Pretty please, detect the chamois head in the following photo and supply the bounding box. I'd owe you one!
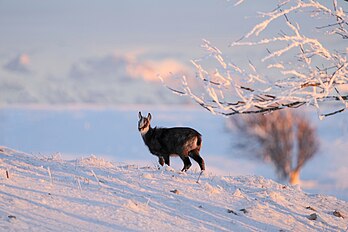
[138,112,152,135]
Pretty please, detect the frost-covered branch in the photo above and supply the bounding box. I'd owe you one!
[165,0,348,118]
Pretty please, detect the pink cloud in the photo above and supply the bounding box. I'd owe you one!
[126,58,191,82]
[3,53,31,74]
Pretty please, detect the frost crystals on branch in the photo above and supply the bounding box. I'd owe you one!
[165,0,348,118]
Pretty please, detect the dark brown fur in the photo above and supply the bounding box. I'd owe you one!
[138,112,205,172]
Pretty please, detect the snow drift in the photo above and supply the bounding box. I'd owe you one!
[0,147,347,231]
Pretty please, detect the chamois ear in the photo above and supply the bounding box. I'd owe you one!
[147,113,152,121]
[138,111,142,119]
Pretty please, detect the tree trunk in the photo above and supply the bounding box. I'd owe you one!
[289,168,300,185]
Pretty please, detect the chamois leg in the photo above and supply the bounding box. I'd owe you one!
[180,156,192,172]
[158,156,165,167]
[163,155,170,166]
[189,150,205,171]
[158,156,170,168]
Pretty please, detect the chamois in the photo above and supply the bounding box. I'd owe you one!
[138,112,205,172]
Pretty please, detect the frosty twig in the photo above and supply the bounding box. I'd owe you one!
[165,0,348,118]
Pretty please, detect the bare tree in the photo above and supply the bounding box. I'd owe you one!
[163,0,348,119]
[231,110,319,184]
[291,118,320,184]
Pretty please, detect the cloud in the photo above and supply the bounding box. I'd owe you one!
[69,54,129,80]
[3,54,31,74]
[126,58,190,82]
[68,53,191,83]
[0,51,193,105]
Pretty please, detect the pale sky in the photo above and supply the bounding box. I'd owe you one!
[0,0,249,105]
[0,0,345,105]
[0,0,245,57]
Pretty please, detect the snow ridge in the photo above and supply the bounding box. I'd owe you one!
[0,147,347,231]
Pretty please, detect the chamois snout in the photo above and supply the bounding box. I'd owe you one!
[138,111,205,172]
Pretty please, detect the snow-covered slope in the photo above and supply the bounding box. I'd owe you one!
[1,147,347,232]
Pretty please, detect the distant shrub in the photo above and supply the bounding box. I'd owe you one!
[230,110,319,185]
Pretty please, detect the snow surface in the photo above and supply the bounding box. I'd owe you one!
[1,106,348,202]
[1,147,347,232]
